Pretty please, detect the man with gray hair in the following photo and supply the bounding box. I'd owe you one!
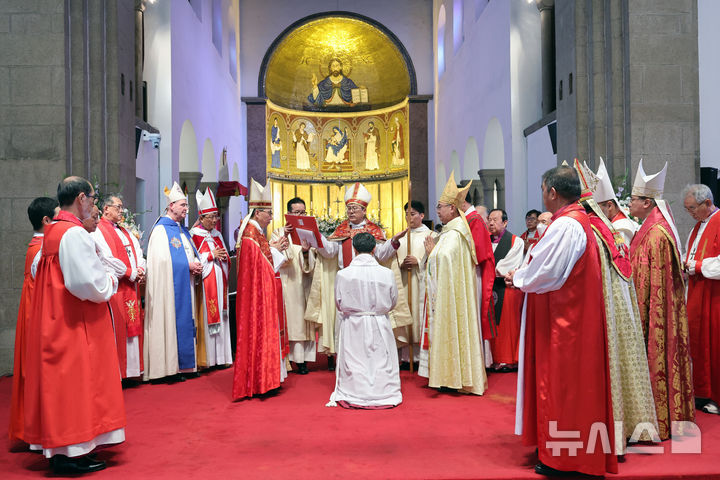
[683,183,720,415]
[92,194,146,382]
[22,176,125,474]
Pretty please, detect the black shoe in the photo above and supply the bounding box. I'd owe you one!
[51,454,106,474]
[399,361,410,371]
[181,372,201,379]
[296,363,309,375]
[534,462,575,477]
[327,356,336,372]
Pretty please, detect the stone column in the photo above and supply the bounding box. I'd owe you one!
[409,95,432,212]
[134,0,146,119]
[536,0,556,116]
[478,169,506,210]
[242,97,267,186]
[180,171,203,227]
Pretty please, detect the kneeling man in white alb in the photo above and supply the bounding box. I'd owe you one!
[327,232,402,409]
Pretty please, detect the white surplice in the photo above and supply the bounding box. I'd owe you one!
[612,216,639,247]
[91,224,146,377]
[685,208,720,278]
[271,227,317,364]
[328,254,402,407]
[512,215,586,434]
[31,225,124,458]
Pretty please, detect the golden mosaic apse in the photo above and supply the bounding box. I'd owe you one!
[264,16,411,110]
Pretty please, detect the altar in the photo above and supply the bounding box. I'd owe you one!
[242,12,431,236]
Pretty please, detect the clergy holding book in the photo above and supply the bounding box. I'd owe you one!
[271,197,317,375]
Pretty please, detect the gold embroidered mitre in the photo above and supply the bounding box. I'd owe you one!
[438,171,471,209]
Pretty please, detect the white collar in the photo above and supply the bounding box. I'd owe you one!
[350,253,378,266]
[702,208,719,224]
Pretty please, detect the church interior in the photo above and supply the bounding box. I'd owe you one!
[3,0,720,477]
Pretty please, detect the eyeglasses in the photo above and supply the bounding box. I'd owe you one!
[257,209,273,216]
[346,206,364,213]
[685,202,703,213]
[290,210,307,215]
[107,204,124,210]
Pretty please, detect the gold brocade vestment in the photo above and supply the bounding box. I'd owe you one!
[424,216,487,394]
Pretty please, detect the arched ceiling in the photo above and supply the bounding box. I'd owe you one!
[263,15,412,111]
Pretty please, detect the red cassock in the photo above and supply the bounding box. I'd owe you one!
[465,210,496,339]
[96,218,144,378]
[686,211,720,403]
[522,204,616,476]
[22,214,126,448]
[232,225,286,399]
[492,241,523,366]
[9,236,43,442]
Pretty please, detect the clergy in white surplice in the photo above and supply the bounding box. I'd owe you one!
[327,232,402,409]
[383,200,432,365]
[91,194,146,379]
[271,197,316,374]
[190,188,233,369]
[143,182,203,381]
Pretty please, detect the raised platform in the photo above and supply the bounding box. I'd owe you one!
[2,360,719,479]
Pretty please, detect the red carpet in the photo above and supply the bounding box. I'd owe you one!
[2,361,720,479]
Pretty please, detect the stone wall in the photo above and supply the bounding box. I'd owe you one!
[555,0,699,238]
[0,0,136,375]
[0,0,67,375]
[628,0,699,238]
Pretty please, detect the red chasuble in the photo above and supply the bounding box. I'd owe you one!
[465,210,496,339]
[630,207,695,440]
[97,218,144,378]
[22,213,126,448]
[522,204,616,476]
[232,225,285,399]
[685,211,720,403]
[9,236,42,442]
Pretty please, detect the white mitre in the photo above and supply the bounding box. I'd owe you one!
[631,159,667,199]
[164,181,186,204]
[196,188,218,216]
[344,182,371,207]
[593,157,618,204]
[248,178,272,210]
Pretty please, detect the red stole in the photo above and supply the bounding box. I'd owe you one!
[192,230,227,326]
[522,203,616,475]
[685,211,720,401]
[22,213,126,447]
[9,236,43,442]
[466,210,496,339]
[329,220,385,268]
[588,213,632,280]
[96,219,143,378]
